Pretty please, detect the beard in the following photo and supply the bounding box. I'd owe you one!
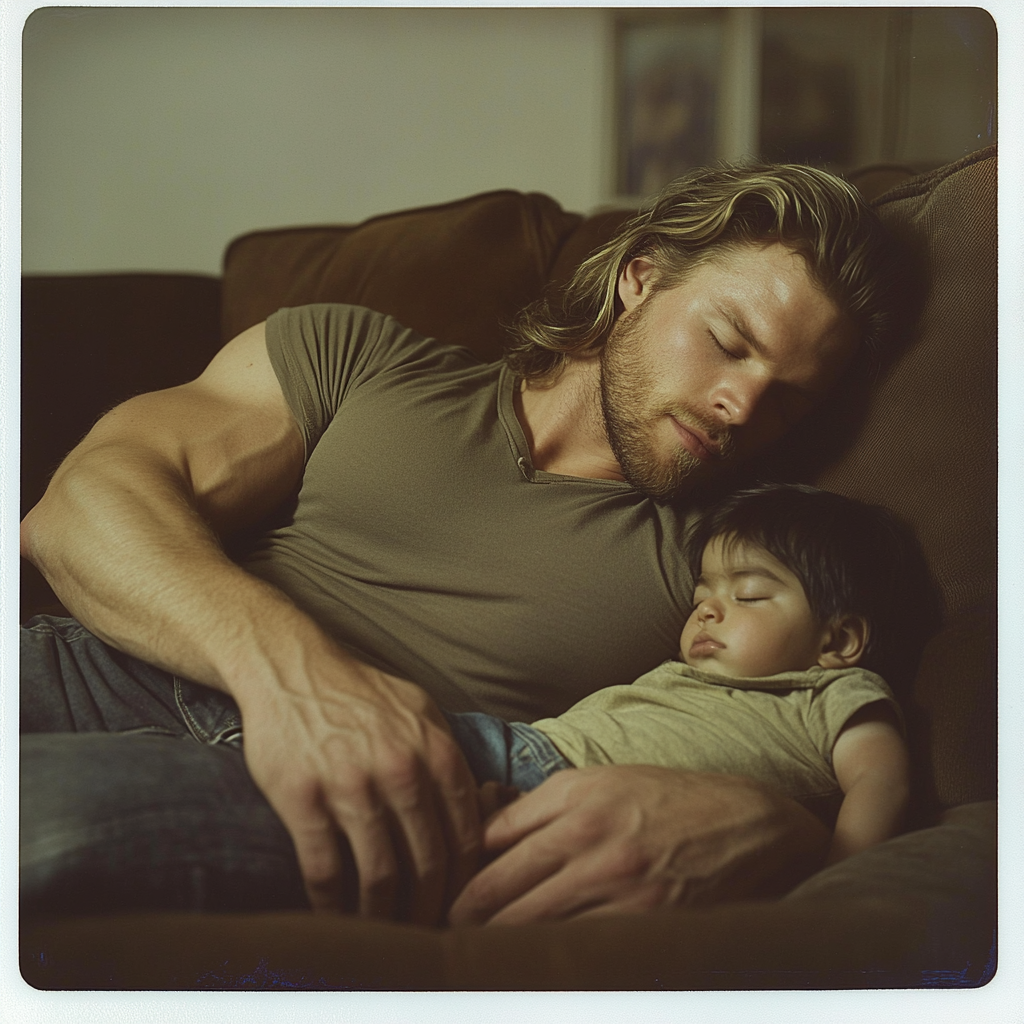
[599,304,733,502]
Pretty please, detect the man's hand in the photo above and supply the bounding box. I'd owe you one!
[233,634,481,924]
[447,764,831,926]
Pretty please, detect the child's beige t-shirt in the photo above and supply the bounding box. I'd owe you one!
[532,663,902,813]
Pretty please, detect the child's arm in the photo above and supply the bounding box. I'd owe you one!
[826,701,910,866]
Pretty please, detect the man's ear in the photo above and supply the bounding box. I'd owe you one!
[817,615,869,669]
[617,257,658,314]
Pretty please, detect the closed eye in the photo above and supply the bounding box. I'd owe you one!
[710,331,741,360]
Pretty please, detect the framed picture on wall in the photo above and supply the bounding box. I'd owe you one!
[613,8,996,200]
[614,10,727,200]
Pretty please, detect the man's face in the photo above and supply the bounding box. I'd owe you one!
[679,536,829,678]
[599,242,856,500]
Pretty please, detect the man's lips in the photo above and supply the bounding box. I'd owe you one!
[689,631,724,657]
[669,416,723,463]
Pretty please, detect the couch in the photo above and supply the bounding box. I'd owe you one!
[19,146,996,989]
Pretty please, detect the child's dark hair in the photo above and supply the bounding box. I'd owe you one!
[686,483,936,680]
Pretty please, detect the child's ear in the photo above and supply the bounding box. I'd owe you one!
[817,615,869,669]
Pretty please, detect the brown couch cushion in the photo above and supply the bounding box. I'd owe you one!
[817,150,997,811]
[221,190,584,362]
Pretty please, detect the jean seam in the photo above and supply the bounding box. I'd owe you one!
[174,677,212,744]
[24,619,91,643]
[174,677,244,747]
[112,725,183,739]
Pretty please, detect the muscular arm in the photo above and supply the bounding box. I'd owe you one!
[21,325,480,922]
[22,324,305,680]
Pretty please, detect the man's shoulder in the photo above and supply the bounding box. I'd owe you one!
[269,303,492,373]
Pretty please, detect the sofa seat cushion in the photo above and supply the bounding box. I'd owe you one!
[21,804,994,990]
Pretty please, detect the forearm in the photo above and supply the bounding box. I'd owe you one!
[825,775,908,866]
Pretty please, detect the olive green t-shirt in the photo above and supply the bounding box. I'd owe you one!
[532,662,903,812]
[240,304,695,721]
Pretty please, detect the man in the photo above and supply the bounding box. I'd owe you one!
[20,163,896,927]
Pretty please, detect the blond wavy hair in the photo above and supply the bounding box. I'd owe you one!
[506,163,896,384]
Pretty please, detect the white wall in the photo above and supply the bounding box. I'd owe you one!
[19,6,1002,278]
[22,7,612,276]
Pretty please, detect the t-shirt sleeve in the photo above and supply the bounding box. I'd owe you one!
[265,304,398,458]
[804,670,905,765]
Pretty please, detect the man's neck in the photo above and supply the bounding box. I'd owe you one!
[514,356,625,481]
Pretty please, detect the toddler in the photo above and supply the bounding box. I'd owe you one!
[446,483,913,865]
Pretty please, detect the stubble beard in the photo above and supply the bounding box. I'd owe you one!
[599,305,732,502]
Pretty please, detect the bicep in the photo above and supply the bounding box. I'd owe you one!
[63,322,305,535]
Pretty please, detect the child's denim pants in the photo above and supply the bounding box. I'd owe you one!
[441,711,571,792]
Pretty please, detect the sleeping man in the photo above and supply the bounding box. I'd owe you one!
[20,162,897,926]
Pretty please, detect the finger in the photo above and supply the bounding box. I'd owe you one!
[367,731,467,924]
[568,887,669,921]
[486,857,667,926]
[383,773,449,925]
[447,819,571,926]
[328,795,401,920]
[278,803,347,913]
[485,869,594,926]
[381,728,482,924]
[427,736,483,907]
[477,770,572,852]
[484,839,668,926]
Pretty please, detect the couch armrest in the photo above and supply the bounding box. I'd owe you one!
[20,273,222,620]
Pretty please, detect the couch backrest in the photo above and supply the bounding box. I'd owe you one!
[221,190,586,360]
[816,149,997,812]
[815,148,996,623]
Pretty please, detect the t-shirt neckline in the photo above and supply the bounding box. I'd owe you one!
[496,363,636,489]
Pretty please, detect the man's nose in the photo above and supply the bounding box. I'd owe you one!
[711,374,769,427]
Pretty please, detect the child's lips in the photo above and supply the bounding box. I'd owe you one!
[689,631,724,657]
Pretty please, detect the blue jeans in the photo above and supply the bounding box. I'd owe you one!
[442,712,571,792]
[21,616,307,916]
[20,616,568,917]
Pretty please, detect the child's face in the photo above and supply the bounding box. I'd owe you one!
[680,536,832,678]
